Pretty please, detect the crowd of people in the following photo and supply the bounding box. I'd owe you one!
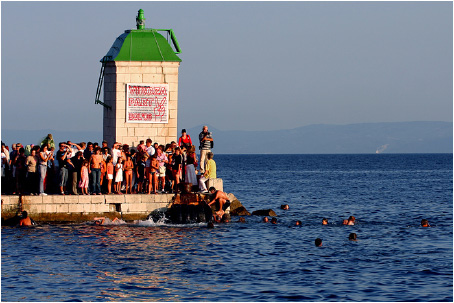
[1,126,217,196]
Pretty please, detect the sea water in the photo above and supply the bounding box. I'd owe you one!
[1,154,452,301]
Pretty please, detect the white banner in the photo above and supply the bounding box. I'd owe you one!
[126,83,169,123]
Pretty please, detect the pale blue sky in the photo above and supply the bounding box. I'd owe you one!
[2,1,452,132]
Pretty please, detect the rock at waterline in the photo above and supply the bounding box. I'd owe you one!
[163,192,251,224]
[226,193,251,216]
[251,209,277,217]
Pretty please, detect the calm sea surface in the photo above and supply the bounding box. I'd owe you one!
[2,154,453,302]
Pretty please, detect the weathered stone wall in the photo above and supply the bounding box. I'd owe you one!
[1,194,173,222]
[103,61,180,148]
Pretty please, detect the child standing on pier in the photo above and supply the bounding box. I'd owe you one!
[79,160,89,195]
[115,158,123,194]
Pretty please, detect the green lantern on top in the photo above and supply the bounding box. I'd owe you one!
[136,9,145,30]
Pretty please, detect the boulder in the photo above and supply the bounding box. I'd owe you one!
[251,209,277,217]
[166,192,251,223]
[227,193,251,216]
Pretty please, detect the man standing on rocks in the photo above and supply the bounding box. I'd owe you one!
[207,187,230,217]
[198,126,213,174]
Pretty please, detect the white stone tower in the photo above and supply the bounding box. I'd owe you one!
[96,9,182,148]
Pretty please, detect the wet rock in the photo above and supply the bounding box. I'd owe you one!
[227,193,251,216]
[167,203,213,224]
[147,207,169,223]
[167,192,251,223]
[251,209,277,217]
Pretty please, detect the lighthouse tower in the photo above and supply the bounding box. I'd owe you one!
[97,9,182,148]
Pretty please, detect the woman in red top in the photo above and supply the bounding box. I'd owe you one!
[178,129,192,149]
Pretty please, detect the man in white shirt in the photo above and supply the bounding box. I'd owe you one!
[145,138,155,170]
[111,142,122,166]
[67,141,83,158]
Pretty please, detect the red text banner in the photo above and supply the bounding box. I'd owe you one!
[126,83,169,123]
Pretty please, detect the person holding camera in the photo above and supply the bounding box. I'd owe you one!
[198,125,213,174]
[57,142,72,195]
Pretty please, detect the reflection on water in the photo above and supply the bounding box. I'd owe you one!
[72,224,225,301]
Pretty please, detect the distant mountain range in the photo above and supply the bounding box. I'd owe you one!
[187,121,452,154]
[2,121,452,154]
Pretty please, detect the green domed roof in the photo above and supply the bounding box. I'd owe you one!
[103,28,182,62]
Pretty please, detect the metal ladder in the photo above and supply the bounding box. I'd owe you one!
[94,56,112,109]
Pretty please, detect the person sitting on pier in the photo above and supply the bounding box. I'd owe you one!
[199,152,216,193]
[207,187,230,217]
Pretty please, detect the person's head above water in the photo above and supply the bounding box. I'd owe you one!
[322,218,328,225]
[348,233,357,241]
[315,238,322,247]
[421,219,430,227]
[262,217,269,223]
[271,217,277,224]
[343,216,355,225]
[221,214,230,223]
[295,220,302,226]
[280,204,289,210]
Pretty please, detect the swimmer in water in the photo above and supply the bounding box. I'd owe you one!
[421,219,430,227]
[262,217,269,223]
[349,233,357,241]
[93,217,120,225]
[343,216,355,225]
[322,218,328,225]
[295,220,302,226]
[19,211,33,226]
[221,214,230,223]
[280,204,289,210]
[315,238,322,247]
[271,217,277,224]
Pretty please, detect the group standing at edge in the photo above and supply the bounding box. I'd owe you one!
[1,126,217,196]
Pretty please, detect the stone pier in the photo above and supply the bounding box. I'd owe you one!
[1,178,230,224]
[1,194,174,223]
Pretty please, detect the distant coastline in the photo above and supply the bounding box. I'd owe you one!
[2,121,452,154]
